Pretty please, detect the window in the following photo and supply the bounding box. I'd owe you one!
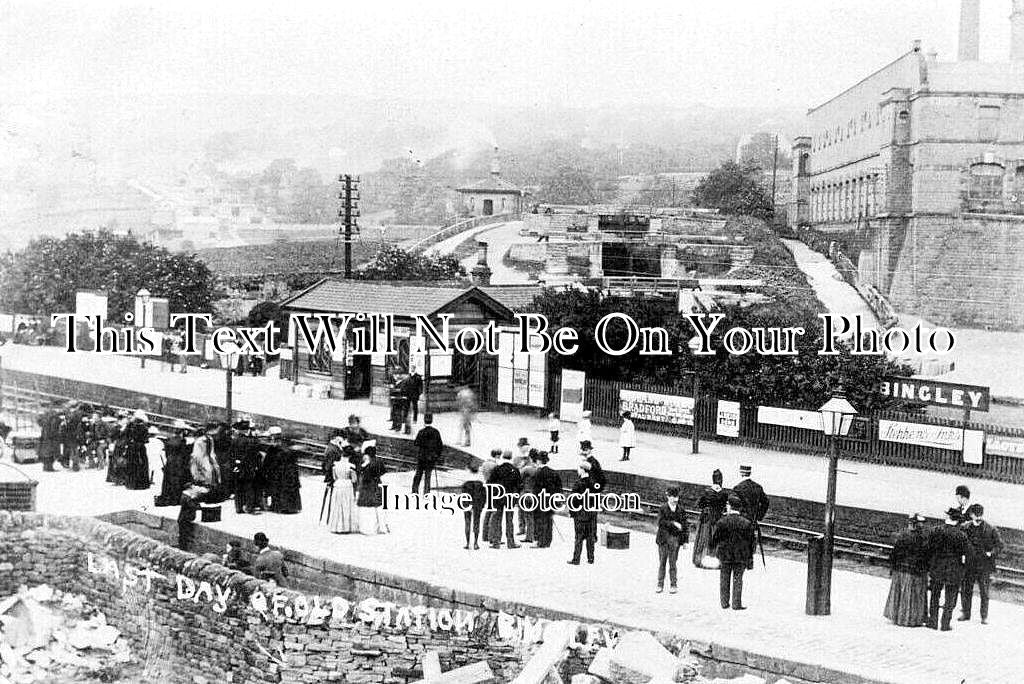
[978,106,1000,141]
[307,337,333,375]
[969,163,1004,200]
[798,153,809,176]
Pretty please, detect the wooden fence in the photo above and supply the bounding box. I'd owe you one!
[543,373,1024,484]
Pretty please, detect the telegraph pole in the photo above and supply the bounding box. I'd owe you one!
[338,175,360,278]
[770,135,779,215]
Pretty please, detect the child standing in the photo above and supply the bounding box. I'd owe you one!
[619,411,635,461]
[547,413,560,454]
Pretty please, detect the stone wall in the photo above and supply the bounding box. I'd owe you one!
[0,511,600,684]
[886,214,1024,330]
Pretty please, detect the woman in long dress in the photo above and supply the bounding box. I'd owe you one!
[265,427,301,514]
[356,443,389,535]
[156,421,191,506]
[692,468,728,568]
[884,515,929,627]
[106,416,126,484]
[124,411,151,490]
[327,456,358,533]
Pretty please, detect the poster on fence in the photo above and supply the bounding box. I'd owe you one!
[962,430,984,465]
[716,400,740,437]
[986,435,1024,458]
[619,390,694,426]
[877,419,964,451]
[560,369,586,423]
[757,406,822,431]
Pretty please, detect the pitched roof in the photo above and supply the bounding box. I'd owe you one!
[281,280,515,319]
[481,285,544,312]
[456,174,523,194]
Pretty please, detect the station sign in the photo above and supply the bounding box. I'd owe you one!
[877,376,989,412]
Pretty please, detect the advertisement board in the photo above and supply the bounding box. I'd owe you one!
[560,369,586,422]
[716,400,741,437]
[619,390,694,426]
[877,420,964,451]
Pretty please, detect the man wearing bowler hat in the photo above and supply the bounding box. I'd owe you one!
[711,494,755,609]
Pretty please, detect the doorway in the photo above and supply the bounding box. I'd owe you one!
[482,199,494,215]
[345,354,371,399]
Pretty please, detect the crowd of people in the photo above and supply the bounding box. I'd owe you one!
[885,485,1004,630]
[27,396,1011,627]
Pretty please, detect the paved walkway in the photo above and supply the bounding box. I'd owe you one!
[782,238,879,329]
[19,462,1024,684]
[3,344,1024,530]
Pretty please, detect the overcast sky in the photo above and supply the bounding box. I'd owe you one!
[1,0,1016,112]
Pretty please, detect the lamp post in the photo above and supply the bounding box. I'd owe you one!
[136,288,151,368]
[685,337,704,454]
[220,344,240,425]
[807,388,858,615]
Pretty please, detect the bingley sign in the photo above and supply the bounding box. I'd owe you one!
[878,377,990,412]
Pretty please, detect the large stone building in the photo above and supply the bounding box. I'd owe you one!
[456,150,524,217]
[789,0,1024,329]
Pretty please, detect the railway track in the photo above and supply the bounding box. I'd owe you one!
[5,384,1024,596]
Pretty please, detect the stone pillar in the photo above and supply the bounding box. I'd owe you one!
[470,241,492,285]
[588,241,603,278]
[546,242,569,276]
[659,246,678,279]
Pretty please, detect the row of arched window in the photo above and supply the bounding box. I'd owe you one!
[809,175,880,222]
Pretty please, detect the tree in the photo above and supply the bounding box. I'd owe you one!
[358,245,466,281]
[692,161,774,221]
[537,165,599,204]
[0,230,216,318]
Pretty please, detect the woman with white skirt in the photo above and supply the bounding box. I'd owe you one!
[327,455,358,533]
[355,442,389,535]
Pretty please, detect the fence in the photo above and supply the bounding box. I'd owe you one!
[406,213,520,254]
[544,373,1024,484]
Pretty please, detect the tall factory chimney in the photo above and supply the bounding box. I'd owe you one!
[958,0,980,61]
[1012,0,1024,60]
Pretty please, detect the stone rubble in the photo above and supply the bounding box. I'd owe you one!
[0,584,133,684]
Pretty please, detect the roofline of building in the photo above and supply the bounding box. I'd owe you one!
[807,48,920,115]
[455,187,524,195]
[278,281,517,321]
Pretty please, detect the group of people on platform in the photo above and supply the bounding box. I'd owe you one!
[885,484,1004,631]
[36,400,156,489]
[386,371,423,434]
[319,414,390,536]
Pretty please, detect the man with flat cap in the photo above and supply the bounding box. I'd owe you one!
[732,464,768,567]
[252,532,288,585]
[711,494,755,609]
[926,507,969,631]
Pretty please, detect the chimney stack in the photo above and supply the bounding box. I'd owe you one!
[470,241,492,286]
[490,146,500,177]
[958,0,980,61]
[1012,0,1024,60]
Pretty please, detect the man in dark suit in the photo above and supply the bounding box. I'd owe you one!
[532,451,562,548]
[655,487,689,594]
[580,441,606,491]
[487,451,522,549]
[926,507,969,631]
[404,371,424,425]
[567,462,599,565]
[952,485,971,524]
[732,464,768,567]
[251,532,288,585]
[36,403,62,472]
[960,503,1003,624]
[412,414,443,495]
[230,421,260,514]
[711,495,755,610]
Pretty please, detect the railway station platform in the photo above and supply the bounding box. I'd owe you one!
[16,461,1024,684]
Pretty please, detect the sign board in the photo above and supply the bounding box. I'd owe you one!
[716,400,740,437]
[619,389,694,426]
[497,329,546,408]
[560,370,586,422]
[878,377,989,412]
[962,429,984,465]
[878,419,964,451]
[757,406,822,431]
[986,435,1024,459]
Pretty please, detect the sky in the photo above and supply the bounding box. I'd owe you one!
[0,0,1016,111]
